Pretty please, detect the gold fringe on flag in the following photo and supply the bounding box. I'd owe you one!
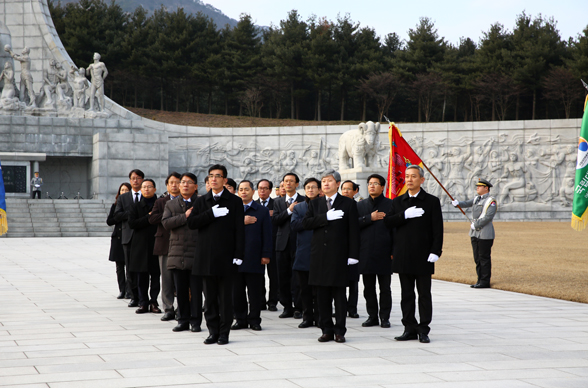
[571,208,588,231]
[0,208,7,236]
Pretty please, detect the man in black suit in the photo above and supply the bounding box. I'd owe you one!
[256,179,278,311]
[114,169,144,307]
[357,174,394,328]
[187,164,245,345]
[272,172,305,318]
[303,170,360,343]
[384,165,443,344]
[232,180,272,331]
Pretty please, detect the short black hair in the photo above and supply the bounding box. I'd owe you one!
[142,178,156,188]
[257,179,273,190]
[204,175,209,183]
[342,180,359,191]
[165,172,181,185]
[181,172,197,184]
[128,169,145,179]
[303,177,321,189]
[367,174,386,186]
[282,172,300,183]
[226,178,237,190]
[208,164,227,178]
[239,180,254,190]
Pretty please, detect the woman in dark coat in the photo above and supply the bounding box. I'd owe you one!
[106,182,131,299]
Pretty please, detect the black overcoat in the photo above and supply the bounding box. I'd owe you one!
[357,195,394,275]
[127,197,158,273]
[272,193,306,252]
[106,203,125,263]
[187,189,245,276]
[114,191,135,245]
[241,201,272,274]
[149,195,172,256]
[290,201,312,272]
[302,194,360,287]
[384,189,443,275]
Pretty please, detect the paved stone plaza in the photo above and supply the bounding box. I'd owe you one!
[0,237,587,388]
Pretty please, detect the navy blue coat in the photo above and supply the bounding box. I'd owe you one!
[357,195,394,275]
[291,201,313,272]
[241,201,273,274]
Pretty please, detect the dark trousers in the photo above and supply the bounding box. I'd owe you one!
[172,269,202,327]
[295,270,317,323]
[122,244,138,300]
[233,272,264,326]
[316,285,347,336]
[136,269,161,307]
[115,261,126,294]
[276,250,301,311]
[347,280,358,315]
[471,237,493,286]
[202,275,234,338]
[398,273,432,335]
[362,274,392,320]
[31,190,41,199]
[262,252,279,307]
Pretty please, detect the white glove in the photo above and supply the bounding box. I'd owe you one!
[451,199,459,207]
[212,204,229,218]
[427,253,439,263]
[347,258,359,265]
[404,206,424,219]
[326,208,344,221]
[34,184,40,188]
[470,222,476,230]
[233,258,243,265]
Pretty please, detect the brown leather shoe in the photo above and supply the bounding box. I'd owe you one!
[150,304,162,313]
[318,333,334,342]
[135,305,149,314]
[335,335,346,343]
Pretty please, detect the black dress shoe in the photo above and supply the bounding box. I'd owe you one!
[362,317,379,327]
[231,322,248,330]
[268,305,278,312]
[298,320,314,328]
[318,333,334,342]
[394,331,418,341]
[250,324,262,331]
[380,319,391,328]
[190,324,201,332]
[135,305,149,314]
[419,333,430,343]
[124,293,132,299]
[335,334,346,343]
[470,283,479,288]
[217,336,229,345]
[161,311,175,321]
[204,334,219,344]
[279,309,294,318]
[150,304,162,313]
[472,283,490,289]
[293,311,303,319]
[128,299,138,308]
[172,323,189,332]
[348,312,359,319]
[117,292,125,299]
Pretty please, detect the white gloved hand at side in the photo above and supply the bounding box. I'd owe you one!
[471,222,476,230]
[451,199,459,207]
[212,204,229,218]
[404,206,424,219]
[326,208,344,221]
[347,258,359,265]
[427,253,439,263]
[233,258,243,265]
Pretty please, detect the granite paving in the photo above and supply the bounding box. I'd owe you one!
[0,237,587,387]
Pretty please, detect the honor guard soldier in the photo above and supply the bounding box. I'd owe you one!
[452,178,497,289]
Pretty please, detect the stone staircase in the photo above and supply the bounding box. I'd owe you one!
[2,199,113,238]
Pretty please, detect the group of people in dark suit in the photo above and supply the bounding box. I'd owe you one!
[107,164,444,345]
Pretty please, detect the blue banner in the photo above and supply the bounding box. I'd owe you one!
[0,159,7,235]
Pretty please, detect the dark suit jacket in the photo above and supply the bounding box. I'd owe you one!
[357,194,394,275]
[290,201,312,272]
[302,194,360,287]
[114,191,136,245]
[272,193,306,252]
[241,201,272,274]
[149,195,172,256]
[106,203,125,263]
[187,189,245,276]
[384,189,443,275]
[128,196,158,273]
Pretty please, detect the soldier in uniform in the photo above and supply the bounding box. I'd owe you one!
[452,178,497,289]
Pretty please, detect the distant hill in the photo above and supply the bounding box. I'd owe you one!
[58,0,239,28]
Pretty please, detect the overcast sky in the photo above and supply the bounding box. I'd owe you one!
[207,0,587,46]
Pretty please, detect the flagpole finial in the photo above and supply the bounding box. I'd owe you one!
[383,115,391,124]
[582,79,588,92]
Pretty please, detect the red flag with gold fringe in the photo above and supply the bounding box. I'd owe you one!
[386,122,424,199]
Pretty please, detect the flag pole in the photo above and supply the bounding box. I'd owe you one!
[383,116,472,223]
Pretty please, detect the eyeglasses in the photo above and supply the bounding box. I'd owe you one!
[368,183,381,187]
[208,174,224,179]
[180,180,195,185]
[258,187,270,190]
[142,186,154,189]
[130,177,143,181]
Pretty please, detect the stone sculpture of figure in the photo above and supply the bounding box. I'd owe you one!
[86,52,108,111]
[69,66,87,108]
[0,61,20,110]
[498,152,528,204]
[467,138,494,187]
[4,45,36,107]
[38,59,59,107]
[539,145,566,199]
[424,149,445,199]
[306,150,327,179]
[54,62,70,102]
[338,121,381,170]
[559,177,575,207]
[445,143,472,202]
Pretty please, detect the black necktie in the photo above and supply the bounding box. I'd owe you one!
[327,198,332,210]
[214,195,220,202]
[263,200,268,207]
[134,193,139,203]
[475,196,480,205]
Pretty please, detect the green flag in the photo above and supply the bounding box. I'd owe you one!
[572,95,588,231]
